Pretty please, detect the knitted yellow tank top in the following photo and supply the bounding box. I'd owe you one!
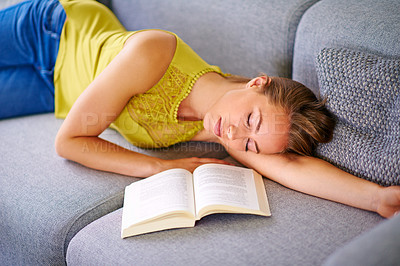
[54,0,226,148]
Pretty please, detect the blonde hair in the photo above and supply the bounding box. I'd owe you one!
[262,76,335,156]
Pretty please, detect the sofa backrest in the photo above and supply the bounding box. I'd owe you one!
[292,0,400,95]
[111,0,319,79]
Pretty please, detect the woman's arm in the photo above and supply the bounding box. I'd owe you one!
[55,31,226,177]
[228,149,400,218]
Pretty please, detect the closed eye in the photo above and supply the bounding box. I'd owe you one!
[245,138,257,153]
[245,113,252,151]
[246,113,252,128]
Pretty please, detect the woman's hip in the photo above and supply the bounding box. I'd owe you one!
[0,0,66,70]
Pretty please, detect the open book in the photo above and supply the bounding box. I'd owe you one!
[121,163,271,238]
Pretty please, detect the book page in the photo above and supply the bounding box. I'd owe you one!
[193,164,260,216]
[122,169,195,229]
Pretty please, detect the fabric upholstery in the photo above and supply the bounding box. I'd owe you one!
[0,114,227,265]
[315,48,400,186]
[111,0,320,79]
[292,0,400,95]
[66,178,382,266]
[0,114,134,265]
[0,0,25,8]
[324,214,400,266]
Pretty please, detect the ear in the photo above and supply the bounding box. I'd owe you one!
[246,75,271,88]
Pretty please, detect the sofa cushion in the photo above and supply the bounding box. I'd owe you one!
[111,0,320,79]
[315,47,400,186]
[0,114,227,265]
[0,0,25,8]
[0,114,135,265]
[66,178,383,266]
[293,0,400,95]
[324,213,400,266]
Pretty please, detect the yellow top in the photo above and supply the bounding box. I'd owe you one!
[54,0,226,148]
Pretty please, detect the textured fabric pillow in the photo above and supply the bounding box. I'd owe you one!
[315,48,400,186]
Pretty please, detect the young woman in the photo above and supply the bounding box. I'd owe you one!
[1,0,399,218]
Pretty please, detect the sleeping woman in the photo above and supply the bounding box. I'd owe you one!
[1,0,399,218]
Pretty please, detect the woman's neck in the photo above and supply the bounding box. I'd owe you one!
[177,73,246,121]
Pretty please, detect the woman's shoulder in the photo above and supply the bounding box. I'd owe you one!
[112,30,177,95]
[124,30,177,60]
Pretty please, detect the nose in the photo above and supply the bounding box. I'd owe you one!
[226,125,246,140]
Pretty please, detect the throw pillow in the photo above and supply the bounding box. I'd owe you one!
[315,47,400,186]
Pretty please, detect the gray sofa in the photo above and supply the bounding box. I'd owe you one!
[1,0,399,265]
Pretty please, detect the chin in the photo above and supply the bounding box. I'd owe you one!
[202,114,212,132]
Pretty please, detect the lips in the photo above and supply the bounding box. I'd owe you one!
[213,117,222,137]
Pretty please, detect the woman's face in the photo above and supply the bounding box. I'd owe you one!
[203,77,290,154]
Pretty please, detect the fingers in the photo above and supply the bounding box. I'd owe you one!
[192,157,233,165]
[377,186,400,218]
[176,157,232,172]
[162,157,234,173]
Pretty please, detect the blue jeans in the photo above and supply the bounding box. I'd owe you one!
[0,0,66,119]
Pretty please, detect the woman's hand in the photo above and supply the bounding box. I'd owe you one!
[376,186,400,218]
[159,157,232,173]
[226,148,399,218]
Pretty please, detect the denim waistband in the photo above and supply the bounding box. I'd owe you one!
[43,0,66,41]
[32,0,67,91]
